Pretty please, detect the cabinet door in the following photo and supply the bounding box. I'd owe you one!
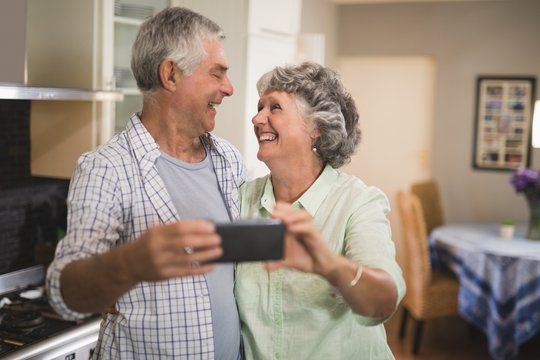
[101,0,169,137]
[27,0,98,89]
[27,0,99,178]
[248,0,301,36]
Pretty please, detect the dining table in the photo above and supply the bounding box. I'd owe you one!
[429,223,540,360]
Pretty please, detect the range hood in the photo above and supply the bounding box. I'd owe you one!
[0,83,124,102]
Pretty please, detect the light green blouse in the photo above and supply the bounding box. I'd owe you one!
[235,165,406,360]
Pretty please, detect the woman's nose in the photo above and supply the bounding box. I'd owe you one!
[252,111,267,125]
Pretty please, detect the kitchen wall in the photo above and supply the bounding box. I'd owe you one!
[337,0,540,224]
[298,0,338,68]
[0,101,30,188]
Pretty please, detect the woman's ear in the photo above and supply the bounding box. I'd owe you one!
[159,60,177,91]
[310,128,320,145]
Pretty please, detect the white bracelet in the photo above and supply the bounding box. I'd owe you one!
[349,265,364,287]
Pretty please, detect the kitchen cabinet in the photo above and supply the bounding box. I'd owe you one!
[247,0,301,36]
[108,0,170,133]
[25,0,300,179]
[25,0,167,178]
[26,0,112,178]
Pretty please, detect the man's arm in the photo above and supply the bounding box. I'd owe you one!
[60,221,223,314]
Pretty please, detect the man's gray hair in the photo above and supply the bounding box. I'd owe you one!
[256,62,361,168]
[131,7,225,94]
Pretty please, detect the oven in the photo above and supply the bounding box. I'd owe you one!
[0,266,101,360]
[0,179,101,359]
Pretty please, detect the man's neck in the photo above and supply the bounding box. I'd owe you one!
[139,106,207,163]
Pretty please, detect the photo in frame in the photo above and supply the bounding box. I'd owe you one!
[473,76,537,171]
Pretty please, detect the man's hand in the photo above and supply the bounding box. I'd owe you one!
[61,220,222,314]
[125,220,223,281]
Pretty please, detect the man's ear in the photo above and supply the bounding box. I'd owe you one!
[159,60,177,91]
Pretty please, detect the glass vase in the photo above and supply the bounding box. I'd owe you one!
[527,200,540,240]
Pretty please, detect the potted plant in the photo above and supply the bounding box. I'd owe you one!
[499,219,515,240]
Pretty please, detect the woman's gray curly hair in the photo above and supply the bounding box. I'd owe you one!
[256,61,361,168]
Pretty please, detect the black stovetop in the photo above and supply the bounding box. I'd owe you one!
[0,285,84,357]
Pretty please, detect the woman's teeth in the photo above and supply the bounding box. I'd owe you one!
[259,134,276,141]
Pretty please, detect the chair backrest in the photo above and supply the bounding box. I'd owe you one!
[396,191,432,291]
[411,180,444,235]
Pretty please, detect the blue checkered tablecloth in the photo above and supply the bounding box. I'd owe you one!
[429,224,540,360]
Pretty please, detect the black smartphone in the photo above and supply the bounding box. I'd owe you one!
[213,219,285,263]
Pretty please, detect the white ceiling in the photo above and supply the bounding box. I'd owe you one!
[332,0,505,3]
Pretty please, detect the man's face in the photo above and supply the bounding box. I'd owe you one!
[174,40,233,135]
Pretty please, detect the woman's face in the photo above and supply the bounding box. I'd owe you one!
[252,91,318,166]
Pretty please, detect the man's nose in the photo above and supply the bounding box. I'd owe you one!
[221,75,234,96]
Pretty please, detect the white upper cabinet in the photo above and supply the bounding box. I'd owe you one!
[248,0,301,36]
[103,0,170,135]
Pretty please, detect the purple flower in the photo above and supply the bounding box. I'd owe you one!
[510,167,540,193]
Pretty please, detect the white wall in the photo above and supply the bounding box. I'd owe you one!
[339,56,435,253]
[338,0,540,225]
[299,0,338,68]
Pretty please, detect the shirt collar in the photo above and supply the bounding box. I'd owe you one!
[126,113,160,163]
[260,164,339,217]
[126,113,218,164]
[200,132,218,151]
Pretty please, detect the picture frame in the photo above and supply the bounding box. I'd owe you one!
[473,76,537,171]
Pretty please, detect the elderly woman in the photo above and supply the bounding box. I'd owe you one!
[235,62,406,359]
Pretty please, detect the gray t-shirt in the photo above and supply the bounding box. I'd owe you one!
[156,150,241,360]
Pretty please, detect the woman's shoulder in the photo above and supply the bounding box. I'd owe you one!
[333,169,390,208]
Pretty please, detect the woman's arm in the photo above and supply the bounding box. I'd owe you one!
[269,202,398,318]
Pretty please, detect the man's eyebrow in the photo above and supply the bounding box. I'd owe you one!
[212,64,229,72]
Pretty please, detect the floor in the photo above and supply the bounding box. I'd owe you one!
[385,306,540,360]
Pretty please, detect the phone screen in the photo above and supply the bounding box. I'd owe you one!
[213,219,285,263]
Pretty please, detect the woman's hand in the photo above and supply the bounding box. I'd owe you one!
[269,202,398,318]
[267,202,339,277]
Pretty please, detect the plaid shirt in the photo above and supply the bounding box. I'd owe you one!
[46,114,246,359]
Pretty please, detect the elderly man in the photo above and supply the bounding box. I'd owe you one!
[46,7,245,359]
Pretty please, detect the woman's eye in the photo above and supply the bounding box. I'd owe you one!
[270,104,281,111]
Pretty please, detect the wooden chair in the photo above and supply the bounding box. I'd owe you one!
[396,191,459,355]
[411,180,444,235]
